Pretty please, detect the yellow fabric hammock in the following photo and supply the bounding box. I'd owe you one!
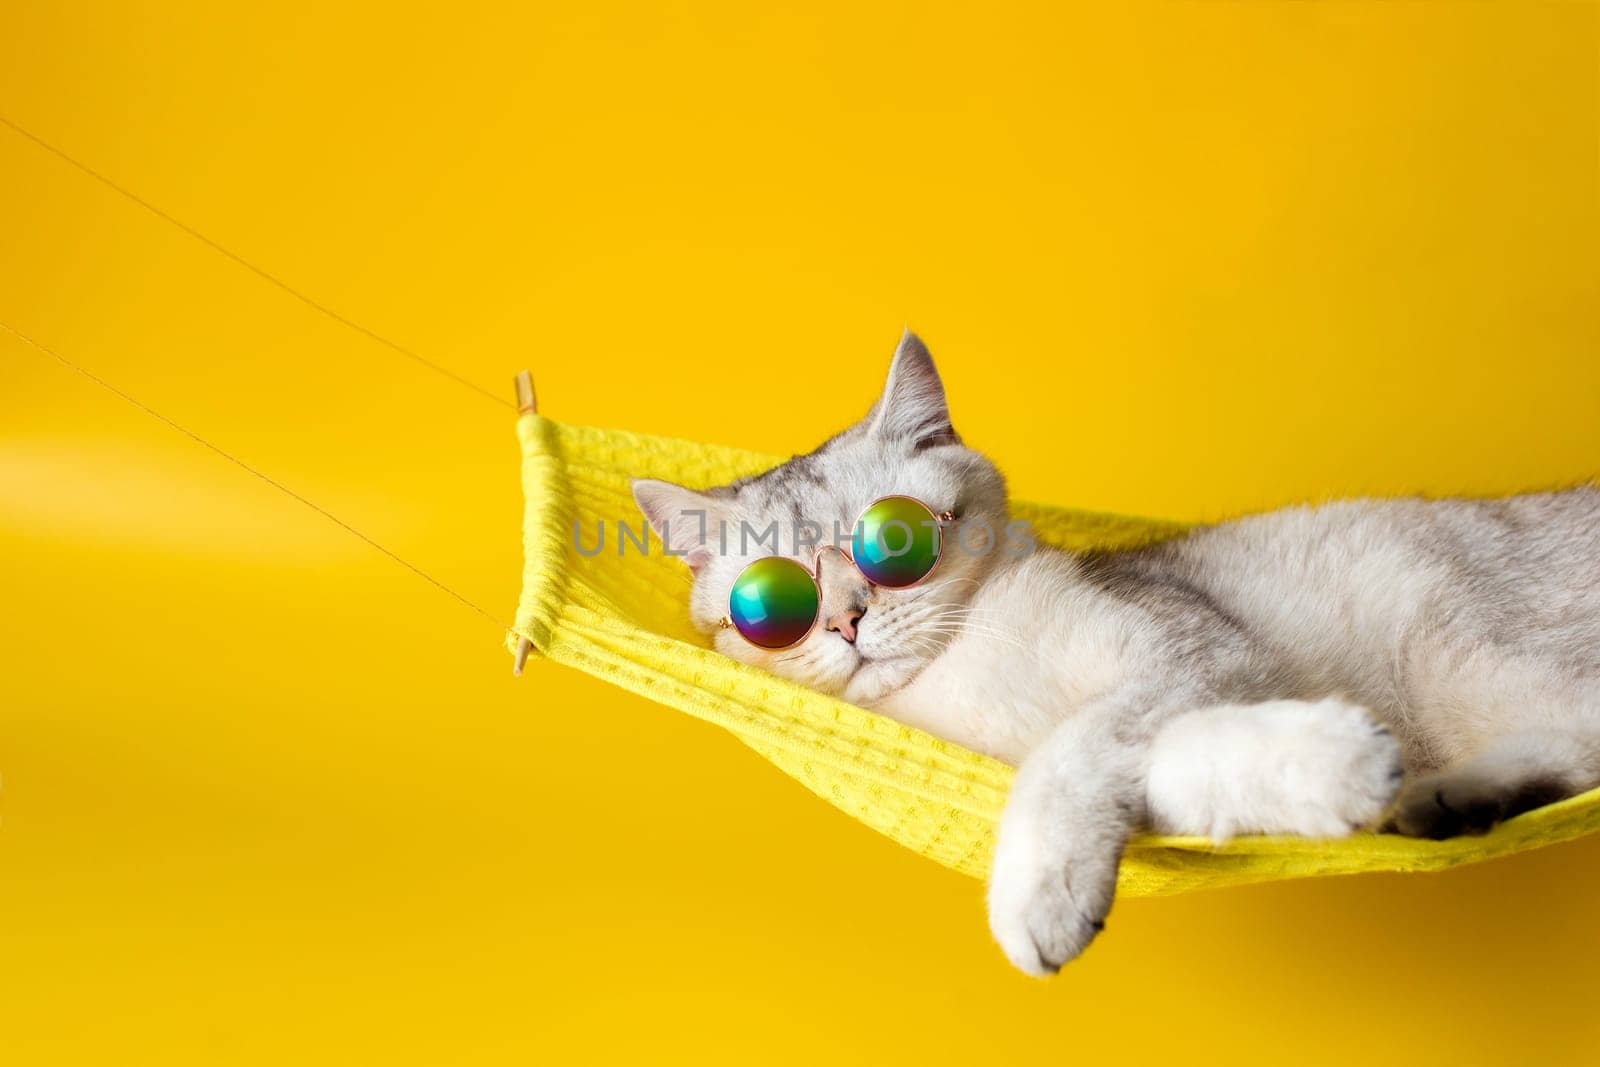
[505,379,1600,896]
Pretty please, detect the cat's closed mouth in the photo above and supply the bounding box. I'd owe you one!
[841,654,925,707]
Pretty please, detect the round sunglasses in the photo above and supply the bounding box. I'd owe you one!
[718,495,953,650]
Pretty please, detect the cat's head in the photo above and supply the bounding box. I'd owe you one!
[632,332,1008,707]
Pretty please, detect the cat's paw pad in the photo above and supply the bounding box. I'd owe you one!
[1391,772,1566,839]
[987,831,1116,977]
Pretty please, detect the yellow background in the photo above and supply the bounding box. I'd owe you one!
[2,2,1598,1063]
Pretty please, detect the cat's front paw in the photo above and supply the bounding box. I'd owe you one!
[1270,699,1404,838]
[987,819,1119,977]
[1147,697,1403,840]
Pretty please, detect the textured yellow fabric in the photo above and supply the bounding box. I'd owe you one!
[509,414,1600,895]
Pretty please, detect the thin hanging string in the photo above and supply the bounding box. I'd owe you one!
[1,318,511,635]
[0,114,512,411]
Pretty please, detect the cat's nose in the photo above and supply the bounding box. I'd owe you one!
[827,607,865,644]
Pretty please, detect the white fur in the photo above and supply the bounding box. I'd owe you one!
[1145,699,1402,841]
[636,333,1600,977]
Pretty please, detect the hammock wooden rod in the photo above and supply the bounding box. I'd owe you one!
[512,369,537,677]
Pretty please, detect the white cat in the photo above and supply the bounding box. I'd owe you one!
[633,333,1600,976]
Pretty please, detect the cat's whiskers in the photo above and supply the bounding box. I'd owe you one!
[904,604,1027,650]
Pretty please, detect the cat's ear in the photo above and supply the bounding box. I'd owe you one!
[865,330,961,448]
[631,478,729,574]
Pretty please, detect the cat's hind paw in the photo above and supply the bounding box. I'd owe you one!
[1388,732,1589,839]
[1391,771,1567,839]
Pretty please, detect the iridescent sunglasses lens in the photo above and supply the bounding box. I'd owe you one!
[852,496,942,588]
[727,557,820,649]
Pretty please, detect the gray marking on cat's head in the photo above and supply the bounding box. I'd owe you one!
[632,331,1009,706]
